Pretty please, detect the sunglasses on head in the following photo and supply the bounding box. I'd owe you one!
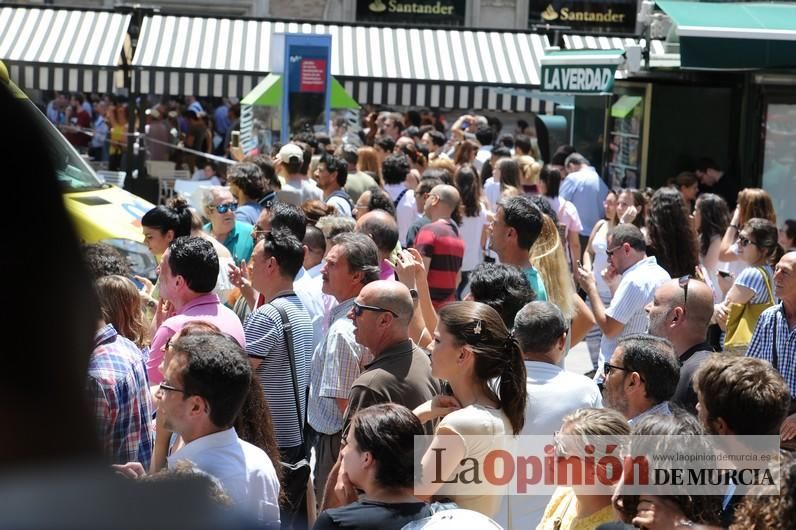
[213,202,238,214]
[352,301,398,318]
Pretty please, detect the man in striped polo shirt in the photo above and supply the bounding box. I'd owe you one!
[414,184,465,309]
[576,224,670,378]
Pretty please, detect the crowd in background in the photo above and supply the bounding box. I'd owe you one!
[38,88,796,530]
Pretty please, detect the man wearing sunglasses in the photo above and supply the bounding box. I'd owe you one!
[576,224,670,379]
[646,277,716,415]
[602,334,680,424]
[201,186,254,265]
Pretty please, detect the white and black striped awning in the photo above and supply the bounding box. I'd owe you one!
[0,6,130,93]
[132,16,551,112]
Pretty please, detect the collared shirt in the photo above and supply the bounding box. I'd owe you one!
[559,166,609,235]
[307,298,368,435]
[203,220,254,265]
[88,324,154,468]
[307,262,323,279]
[245,292,313,448]
[748,303,796,396]
[147,293,246,383]
[168,428,280,525]
[628,400,672,425]
[601,256,670,363]
[258,190,278,210]
[523,266,548,302]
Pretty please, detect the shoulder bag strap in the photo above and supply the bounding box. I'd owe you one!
[758,266,775,305]
[271,301,304,445]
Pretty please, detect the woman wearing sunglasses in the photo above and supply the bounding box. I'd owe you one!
[201,186,254,265]
[714,218,784,352]
[414,301,527,519]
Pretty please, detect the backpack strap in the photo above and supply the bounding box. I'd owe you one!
[394,188,410,207]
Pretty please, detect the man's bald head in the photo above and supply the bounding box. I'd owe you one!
[432,184,460,210]
[647,278,714,342]
[356,210,399,255]
[360,280,414,325]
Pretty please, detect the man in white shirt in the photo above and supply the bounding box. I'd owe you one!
[509,301,602,529]
[382,153,419,246]
[123,333,281,526]
[576,224,671,373]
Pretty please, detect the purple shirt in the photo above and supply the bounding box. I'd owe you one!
[147,293,246,383]
[380,260,396,281]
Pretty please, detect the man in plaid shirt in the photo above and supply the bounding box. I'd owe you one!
[88,323,154,468]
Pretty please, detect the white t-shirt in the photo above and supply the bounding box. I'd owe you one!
[459,206,489,272]
[508,360,603,530]
[278,177,323,206]
[483,177,501,212]
[385,183,420,246]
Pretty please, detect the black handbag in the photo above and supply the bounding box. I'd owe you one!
[271,302,311,530]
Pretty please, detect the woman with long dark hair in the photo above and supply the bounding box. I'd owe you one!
[646,187,700,278]
[693,193,730,300]
[454,165,490,299]
[415,301,527,518]
[539,165,583,266]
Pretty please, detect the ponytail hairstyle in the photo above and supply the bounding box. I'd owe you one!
[745,217,785,266]
[438,301,528,434]
[141,197,192,238]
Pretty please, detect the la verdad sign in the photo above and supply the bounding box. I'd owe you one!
[541,64,615,94]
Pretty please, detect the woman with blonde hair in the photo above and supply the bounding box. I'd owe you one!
[96,275,148,351]
[718,188,777,286]
[357,146,383,185]
[529,196,596,350]
[516,154,542,194]
[538,408,630,530]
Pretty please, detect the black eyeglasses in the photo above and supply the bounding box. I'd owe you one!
[212,202,238,214]
[159,381,188,394]
[738,235,757,248]
[251,228,270,242]
[678,275,690,308]
[603,362,629,376]
[352,301,398,318]
[605,245,623,257]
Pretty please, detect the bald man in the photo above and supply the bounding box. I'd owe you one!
[646,277,716,414]
[356,210,400,280]
[413,184,464,309]
[344,280,440,427]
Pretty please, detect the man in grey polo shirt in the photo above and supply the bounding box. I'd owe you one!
[306,232,380,501]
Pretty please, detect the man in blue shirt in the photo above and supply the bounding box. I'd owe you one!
[560,152,609,251]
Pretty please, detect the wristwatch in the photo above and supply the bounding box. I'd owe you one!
[409,288,419,299]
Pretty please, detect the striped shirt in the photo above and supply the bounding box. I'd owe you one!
[735,265,775,304]
[747,304,796,396]
[88,324,154,468]
[601,256,670,361]
[307,298,368,435]
[415,219,465,309]
[244,293,313,448]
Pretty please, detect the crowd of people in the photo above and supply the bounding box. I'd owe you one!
[37,90,796,530]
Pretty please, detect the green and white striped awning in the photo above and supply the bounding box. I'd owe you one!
[657,0,796,70]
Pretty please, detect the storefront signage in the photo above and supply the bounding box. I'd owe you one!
[541,64,615,94]
[357,0,466,25]
[529,0,636,33]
